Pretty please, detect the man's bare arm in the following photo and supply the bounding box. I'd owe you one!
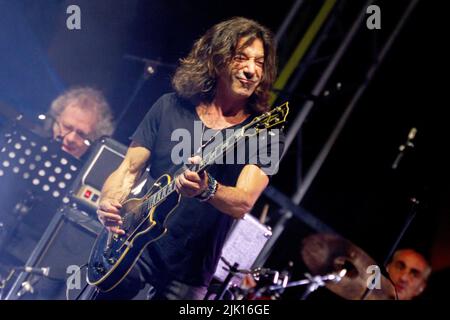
[209,164,269,219]
[176,163,269,219]
[97,141,150,234]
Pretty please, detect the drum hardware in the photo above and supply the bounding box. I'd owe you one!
[253,269,347,300]
[301,233,397,300]
[207,257,252,300]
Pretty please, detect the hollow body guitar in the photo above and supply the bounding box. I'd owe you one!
[87,102,289,292]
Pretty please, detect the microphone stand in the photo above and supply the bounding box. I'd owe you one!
[207,257,241,301]
[383,127,420,266]
[216,262,240,300]
[115,55,176,127]
[256,270,346,300]
[383,198,420,267]
[0,269,16,300]
[0,266,52,300]
[16,276,42,299]
[0,190,37,254]
[115,63,154,127]
[359,128,420,301]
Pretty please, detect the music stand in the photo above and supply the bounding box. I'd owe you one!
[0,123,81,258]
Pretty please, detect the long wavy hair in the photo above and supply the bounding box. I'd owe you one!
[172,17,277,114]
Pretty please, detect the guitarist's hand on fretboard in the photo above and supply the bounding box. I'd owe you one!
[174,156,208,198]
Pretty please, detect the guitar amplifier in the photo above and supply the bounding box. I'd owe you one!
[4,205,103,300]
[69,137,127,212]
[214,214,272,286]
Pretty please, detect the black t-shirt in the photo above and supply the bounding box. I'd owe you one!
[131,92,284,286]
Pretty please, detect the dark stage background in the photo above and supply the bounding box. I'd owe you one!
[0,0,448,300]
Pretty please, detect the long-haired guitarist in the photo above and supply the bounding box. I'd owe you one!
[96,17,284,300]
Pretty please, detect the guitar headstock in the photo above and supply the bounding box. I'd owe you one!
[244,102,289,136]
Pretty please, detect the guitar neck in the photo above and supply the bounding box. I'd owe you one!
[197,128,244,172]
[144,128,245,208]
[133,101,289,216]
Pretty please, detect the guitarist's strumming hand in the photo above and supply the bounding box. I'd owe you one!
[175,156,209,198]
[97,199,126,235]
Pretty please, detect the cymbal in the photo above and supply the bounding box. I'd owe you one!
[301,233,396,300]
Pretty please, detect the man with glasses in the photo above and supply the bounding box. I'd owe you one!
[0,88,114,280]
[49,87,114,159]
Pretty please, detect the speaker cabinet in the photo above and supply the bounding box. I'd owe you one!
[5,205,102,300]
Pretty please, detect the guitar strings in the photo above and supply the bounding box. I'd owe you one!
[114,108,281,245]
[118,123,252,244]
[119,129,244,244]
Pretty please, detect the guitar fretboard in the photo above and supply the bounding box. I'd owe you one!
[140,101,289,212]
[144,128,245,210]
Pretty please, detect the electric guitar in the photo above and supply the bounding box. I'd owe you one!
[87,102,289,292]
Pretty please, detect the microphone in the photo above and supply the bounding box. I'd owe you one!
[407,127,417,141]
[55,135,63,143]
[123,54,176,69]
[16,280,35,297]
[14,267,50,298]
[55,133,90,147]
[16,275,45,298]
[392,127,418,170]
[16,266,50,277]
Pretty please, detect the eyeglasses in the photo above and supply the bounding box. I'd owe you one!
[53,117,93,147]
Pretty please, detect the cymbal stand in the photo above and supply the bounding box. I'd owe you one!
[259,270,346,300]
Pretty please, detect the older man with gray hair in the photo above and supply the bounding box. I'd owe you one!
[49,87,114,159]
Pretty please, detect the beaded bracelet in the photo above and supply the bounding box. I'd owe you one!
[196,172,218,202]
